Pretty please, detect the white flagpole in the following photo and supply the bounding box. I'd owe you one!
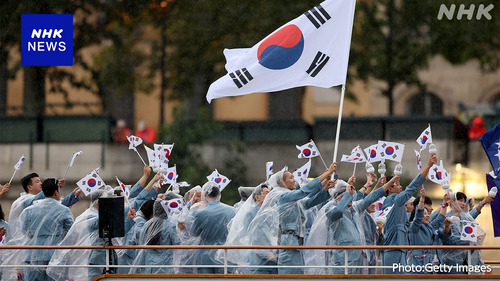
[63,152,74,179]
[135,150,147,166]
[331,0,356,180]
[8,170,17,185]
[331,84,346,179]
[352,162,357,176]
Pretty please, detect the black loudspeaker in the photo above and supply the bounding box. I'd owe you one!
[99,196,125,238]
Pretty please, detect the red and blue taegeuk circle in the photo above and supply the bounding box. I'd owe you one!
[385,147,395,155]
[88,178,96,188]
[464,226,473,234]
[257,24,304,70]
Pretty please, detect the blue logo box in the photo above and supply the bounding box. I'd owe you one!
[21,14,73,66]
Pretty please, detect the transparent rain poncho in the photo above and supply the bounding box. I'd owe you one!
[305,179,384,274]
[233,186,256,213]
[2,195,74,281]
[47,189,104,281]
[244,171,329,274]
[441,195,486,271]
[215,184,266,273]
[130,199,180,274]
[183,182,236,274]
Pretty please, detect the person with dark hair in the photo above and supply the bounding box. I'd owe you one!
[8,173,80,241]
[382,153,437,274]
[18,178,74,280]
[189,182,236,274]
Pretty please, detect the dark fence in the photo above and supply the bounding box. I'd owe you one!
[0,114,496,143]
[215,115,469,143]
[0,115,111,143]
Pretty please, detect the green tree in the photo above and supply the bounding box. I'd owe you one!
[350,0,500,115]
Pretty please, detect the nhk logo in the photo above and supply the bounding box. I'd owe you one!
[21,14,73,66]
[437,3,494,20]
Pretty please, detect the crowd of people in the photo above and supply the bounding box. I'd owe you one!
[0,151,496,280]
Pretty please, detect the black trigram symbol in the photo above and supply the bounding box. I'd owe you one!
[304,4,331,28]
[306,52,330,77]
[229,68,253,88]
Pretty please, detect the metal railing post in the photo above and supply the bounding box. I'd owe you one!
[344,249,348,274]
[105,245,110,273]
[224,248,228,274]
[468,249,472,275]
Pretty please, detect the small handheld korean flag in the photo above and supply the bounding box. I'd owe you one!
[144,145,158,168]
[115,176,130,198]
[377,141,405,163]
[127,135,143,151]
[428,159,449,185]
[364,144,381,163]
[293,159,311,184]
[161,198,186,216]
[9,155,26,184]
[64,151,83,179]
[207,169,231,191]
[154,144,174,170]
[266,161,273,180]
[460,221,478,243]
[296,141,320,159]
[163,165,178,185]
[417,125,433,152]
[14,155,25,170]
[341,145,366,163]
[414,149,422,171]
[69,151,83,167]
[77,168,105,196]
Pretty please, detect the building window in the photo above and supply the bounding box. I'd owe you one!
[407,92,443,115]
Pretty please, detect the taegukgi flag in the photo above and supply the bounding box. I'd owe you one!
[377,141,405,163]
[115,176,130,198]
[296,140,321,159]
[364,144,381,163]
[416,125,433,152]
[341,145,367,163]
[266,161,273,180]
[206,0,356,103]
[293,159,312,184]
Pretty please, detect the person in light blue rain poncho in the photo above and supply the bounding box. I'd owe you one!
[16,178,74,281]
[382,153,437,274]
[439,190,495,274]
[188,182,236,274]
[217,183,271,274]
[407,189,448,273]
[305,174,396,275]
[130,198,180,274]
[249,162,337,275]
[117,199,155,273]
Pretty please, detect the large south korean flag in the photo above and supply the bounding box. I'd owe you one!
[206,0,356,103]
